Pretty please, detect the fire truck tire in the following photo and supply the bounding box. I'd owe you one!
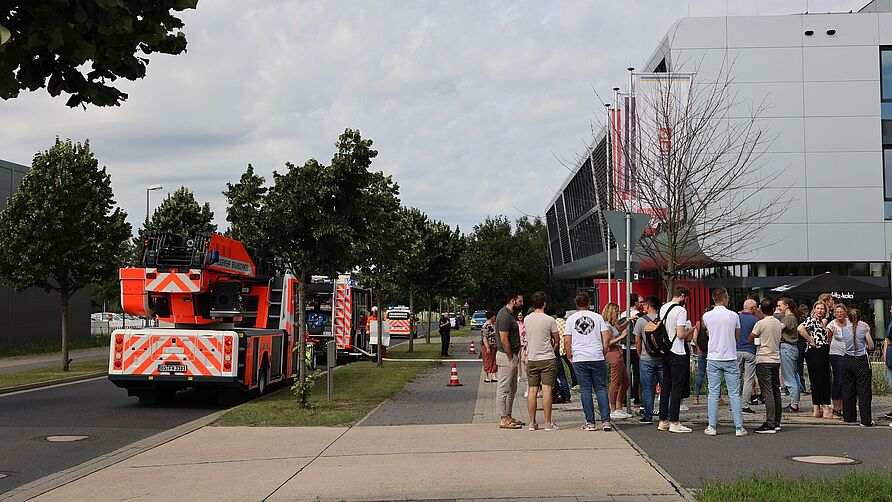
[257,362,269,396]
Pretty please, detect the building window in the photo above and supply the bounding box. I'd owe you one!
[881,49,892,218]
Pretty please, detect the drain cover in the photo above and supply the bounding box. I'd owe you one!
[0,471,17,479]
[36,435,92,443]
[788,455,861,465]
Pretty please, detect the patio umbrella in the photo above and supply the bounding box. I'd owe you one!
[770,272,890,300]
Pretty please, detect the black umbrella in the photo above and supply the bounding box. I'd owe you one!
[770,272,890,300]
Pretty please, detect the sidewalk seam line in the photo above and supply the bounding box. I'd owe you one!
[261,426,351,501]
[614,425,698,502]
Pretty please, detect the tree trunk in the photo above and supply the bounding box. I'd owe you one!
[298,270,308,384]
[408,285,415,353]
[376,291,384,367]
[60,291,71,372]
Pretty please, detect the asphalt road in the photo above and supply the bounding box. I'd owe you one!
[0,377,226,494]
[621,421,892,488]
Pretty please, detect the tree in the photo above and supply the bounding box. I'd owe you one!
[0,138,131,370]
[91,238,137,311]
[143,186,216,235]
[609,67,781,293]
[0,1,198,107]
[395,207,429,352]
[223,164,268,254]
[263,129,386,394]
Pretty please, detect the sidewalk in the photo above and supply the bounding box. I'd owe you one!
[26,345,691,502]
[0,347,108,375]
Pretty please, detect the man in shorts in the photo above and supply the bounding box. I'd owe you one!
[523,291,561,431]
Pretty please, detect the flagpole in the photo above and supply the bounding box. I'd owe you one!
[605,101,612,306]
[613,86,622,305]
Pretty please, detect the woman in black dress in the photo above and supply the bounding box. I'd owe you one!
[798,301,833,419]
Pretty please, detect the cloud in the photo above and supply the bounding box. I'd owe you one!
[0,0,866,233]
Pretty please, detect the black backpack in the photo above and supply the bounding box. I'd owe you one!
[643,304,680,356]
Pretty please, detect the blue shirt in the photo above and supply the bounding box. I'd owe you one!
[736,312,758,355]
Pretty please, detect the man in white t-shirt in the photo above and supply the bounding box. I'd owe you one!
[657,285,693,433]
[524,291,561,432]
[701,288,746,437]
[563,292,613,431]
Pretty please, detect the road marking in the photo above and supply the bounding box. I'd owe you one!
[0,376,106,398]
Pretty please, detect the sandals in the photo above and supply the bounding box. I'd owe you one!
[499,422,522,429]
[510,417,526,426]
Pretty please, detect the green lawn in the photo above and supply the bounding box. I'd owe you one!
[387,338,444,359]
[696,471,892,502]
[0,335,111,358]
[0,358,108,390]
[213,359,438,427]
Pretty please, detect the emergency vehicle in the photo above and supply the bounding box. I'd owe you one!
[303,274,373,364]
[385,306,413,338]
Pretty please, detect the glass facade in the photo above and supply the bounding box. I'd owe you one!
[882,48,892,217]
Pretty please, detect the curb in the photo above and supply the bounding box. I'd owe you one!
[614,425,699,502]
[0,409,226,502]
[0,371,107,396]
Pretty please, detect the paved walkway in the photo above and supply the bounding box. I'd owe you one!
[0,347,108,375]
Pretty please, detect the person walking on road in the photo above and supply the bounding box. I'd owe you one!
[564,292,613,431]
[798,301,833,419]
[496,292,525,429]
[658,285,694,433]
[481,311,498,382]
[750,298,783,433]
[777,297,802,414]
[524,292,561,431]
[603,302,632,420]
[701,288,747,437]
[634,296,664,425]
[842,307,875,427]
[439,311,452,358]
[737,299,759,413]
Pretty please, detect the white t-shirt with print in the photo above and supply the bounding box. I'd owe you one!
[702,305,741,361]
[659,302,688,356]
[563,310,609,362]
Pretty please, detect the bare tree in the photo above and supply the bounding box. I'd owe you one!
[608,62,787,293]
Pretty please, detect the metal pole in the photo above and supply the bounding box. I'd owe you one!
[612,86,622,305]
[624,211,633,415]
[326,340,336,401]
[606,102,612,306]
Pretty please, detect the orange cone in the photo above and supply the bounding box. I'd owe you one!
[468,341,476,354]
[447,362,463,386]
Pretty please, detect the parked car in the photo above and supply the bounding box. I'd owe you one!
[91,312,144,329]
[469,310,486,330]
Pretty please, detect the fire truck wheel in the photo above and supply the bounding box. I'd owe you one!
[257,363,269,396]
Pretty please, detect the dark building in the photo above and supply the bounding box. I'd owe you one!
[0,159,90,348]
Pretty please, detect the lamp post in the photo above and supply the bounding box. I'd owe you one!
[145,185,162,226]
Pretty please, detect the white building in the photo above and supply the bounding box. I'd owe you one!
[546,1,892,316]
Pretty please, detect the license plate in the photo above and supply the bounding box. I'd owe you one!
[158,364,187,373]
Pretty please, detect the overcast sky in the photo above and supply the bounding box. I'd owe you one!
[2,0,865,234]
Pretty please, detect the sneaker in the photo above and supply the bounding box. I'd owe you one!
[860,421,877,428]
[889,423,892,428]
[754,423,777,434]
[741,407,755,414]
[736,427,748,437]
[750,397,764,405]
[704,425,717,436]
[544,422,559,432]
[657,420,670,431]
[523,390,529,399]
[669,423,692,433]
[679,404,689,411]
[638,417,654,424]
[610,410,631,420]
[775,425,781,431]
[602,422,613,432]
[883,411,892,420]
[581,423,597,431]
[782,405,799,414]
[572,385,580,391]
[528,423,539,431]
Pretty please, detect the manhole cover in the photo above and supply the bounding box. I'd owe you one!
[788,455,861,465]
[0,471,17,479]
[34,435,92,443]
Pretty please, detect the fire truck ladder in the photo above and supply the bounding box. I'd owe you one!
[267,276,284,329]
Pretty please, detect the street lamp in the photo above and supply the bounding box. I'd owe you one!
[145,185,162,226]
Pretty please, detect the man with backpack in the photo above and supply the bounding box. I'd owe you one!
[634,296,664,424]
[656,285,694,433]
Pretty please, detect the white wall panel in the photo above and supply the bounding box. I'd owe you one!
[807,223,887,261]
[731,117,804,153]
[727,15,803,48]
[877,13,892,45]
[804,81,880,117]
[803,46,880,82]
[709,223,809,262]
[728,82,804,118]
[805,116,881,152]
[801,14,879,47]
[746,152,806,187]
[806,187,885,224]
[670,17,727,49]
[728,47,804,83]
[805,151,883,188]
[670,48,729,76]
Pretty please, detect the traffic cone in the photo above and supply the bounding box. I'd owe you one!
[468,341,476,354]
[447,362,463,386]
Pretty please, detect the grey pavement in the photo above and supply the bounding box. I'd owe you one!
[0,346,108,375]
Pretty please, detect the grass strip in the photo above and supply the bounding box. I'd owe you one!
[696,470,892,502]
[0,335,111,358]
[0,358,108,390]
[213,359,438,427]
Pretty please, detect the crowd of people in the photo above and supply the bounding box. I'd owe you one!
[479,286,892,435]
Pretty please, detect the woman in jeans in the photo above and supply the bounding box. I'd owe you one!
[825,305,849,418]
[602,303,631,420]
[841,307,875,426]
[798,301,833,419]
